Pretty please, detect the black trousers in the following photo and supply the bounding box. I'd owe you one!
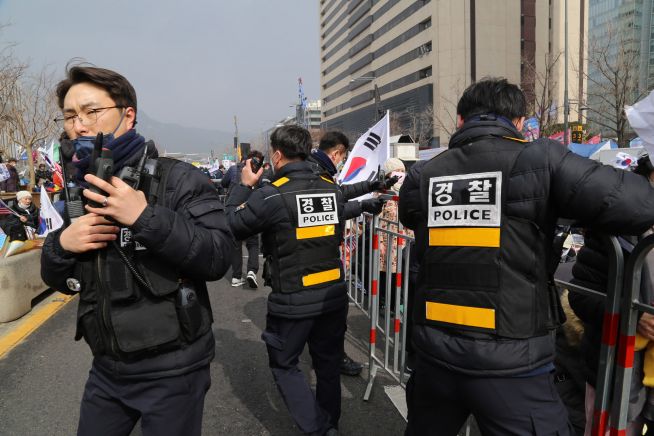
[262,305,348,435]
[77,363,211,436]
[405,355,573,436]
[231,235,259,279]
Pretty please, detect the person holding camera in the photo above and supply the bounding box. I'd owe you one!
[227,125,347,435]
[221,150,263,288]
[40,65,233,436]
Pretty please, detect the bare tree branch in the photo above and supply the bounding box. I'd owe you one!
[583,24,640,147]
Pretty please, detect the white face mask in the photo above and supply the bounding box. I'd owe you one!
[270,151,281,174]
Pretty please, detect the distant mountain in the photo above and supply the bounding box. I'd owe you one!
[137,112,253,157]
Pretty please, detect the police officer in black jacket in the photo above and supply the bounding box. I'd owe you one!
[227,125,346,436]
[40,65,233,436]
[399,77,654,436]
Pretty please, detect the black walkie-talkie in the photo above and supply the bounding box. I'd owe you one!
[87,133,114,208]
[87,148,113,208]
[250,157,262,173]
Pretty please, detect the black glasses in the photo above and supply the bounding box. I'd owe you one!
[54,106,123,128]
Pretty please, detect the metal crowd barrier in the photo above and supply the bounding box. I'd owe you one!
[341,203,414,400]
[341,202,473,433]
[555,236,623,435]
[364,213,413,400]
[343,211,654,435]
[609,233,654,435]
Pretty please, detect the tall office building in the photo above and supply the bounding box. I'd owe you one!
[319,0,587,146]
[587,0,654,138]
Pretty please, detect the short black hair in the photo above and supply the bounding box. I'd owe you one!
[270,125,311,160]
[456,77,526,121]
[319,131,350,152]
[8,158,17,163]
[56,62,138,124]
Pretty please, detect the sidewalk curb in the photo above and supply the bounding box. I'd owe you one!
[0,292,76,359]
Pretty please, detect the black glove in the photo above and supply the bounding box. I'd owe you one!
[384,175,400,189]
[369,179,385,191]
[370,175,400,191]
[360,197,385,215]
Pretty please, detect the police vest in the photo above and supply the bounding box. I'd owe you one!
[73,157,212,360]
[416,136,558,339]
[262,174,343,294]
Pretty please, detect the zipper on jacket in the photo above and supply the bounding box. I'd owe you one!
[96,251,119,356]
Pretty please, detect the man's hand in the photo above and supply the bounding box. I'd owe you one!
[370,175,400,191]
[59,213,120,253]
[361,197,386,215]
[83,174,148,226]
[384,175,401,189]
[240,159,264,188]
[638,312,654,341]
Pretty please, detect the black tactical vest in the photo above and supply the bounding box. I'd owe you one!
[416,136,558,339]
[73,157,212,360]
[261,174,344,294]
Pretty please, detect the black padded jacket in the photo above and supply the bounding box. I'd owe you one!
[226,161,348,319]
[41,141,233,379]
[399,119,654,376]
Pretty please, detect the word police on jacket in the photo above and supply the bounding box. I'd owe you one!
[428,172,502,227]
[295,193,339,227]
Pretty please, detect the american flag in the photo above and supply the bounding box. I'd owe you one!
[0,199,19,217]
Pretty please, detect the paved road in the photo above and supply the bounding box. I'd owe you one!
[0,273,408,436]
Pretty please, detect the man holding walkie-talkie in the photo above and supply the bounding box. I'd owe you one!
[40,64,233,436]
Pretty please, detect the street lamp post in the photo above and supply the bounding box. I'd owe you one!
[351,76,383,123]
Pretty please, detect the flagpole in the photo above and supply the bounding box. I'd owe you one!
[564,0,570,146]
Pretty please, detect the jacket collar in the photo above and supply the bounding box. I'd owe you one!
[449,119,525,149]
[270,160,314,181]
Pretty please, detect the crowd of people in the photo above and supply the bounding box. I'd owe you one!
[22,61,654,436]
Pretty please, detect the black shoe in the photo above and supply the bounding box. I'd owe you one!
[340,354,363,376]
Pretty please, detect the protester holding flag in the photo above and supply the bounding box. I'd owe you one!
[0,193,33,241]
[309,131,391,220]
[13,191,39,229]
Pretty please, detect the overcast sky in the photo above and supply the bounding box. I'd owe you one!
[0,0,320,137]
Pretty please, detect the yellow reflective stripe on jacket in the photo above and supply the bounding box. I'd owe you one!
[272,177,290,187]
[320,176,335,184]
[429,228,500,248]
[296,225,335,240]
[502,136,529,143]
[425,301,495,329]
[302,268,341,286]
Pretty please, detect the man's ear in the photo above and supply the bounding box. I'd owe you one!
[456,114,464,129]
[513,116,525,132]
[124,107,136,130]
